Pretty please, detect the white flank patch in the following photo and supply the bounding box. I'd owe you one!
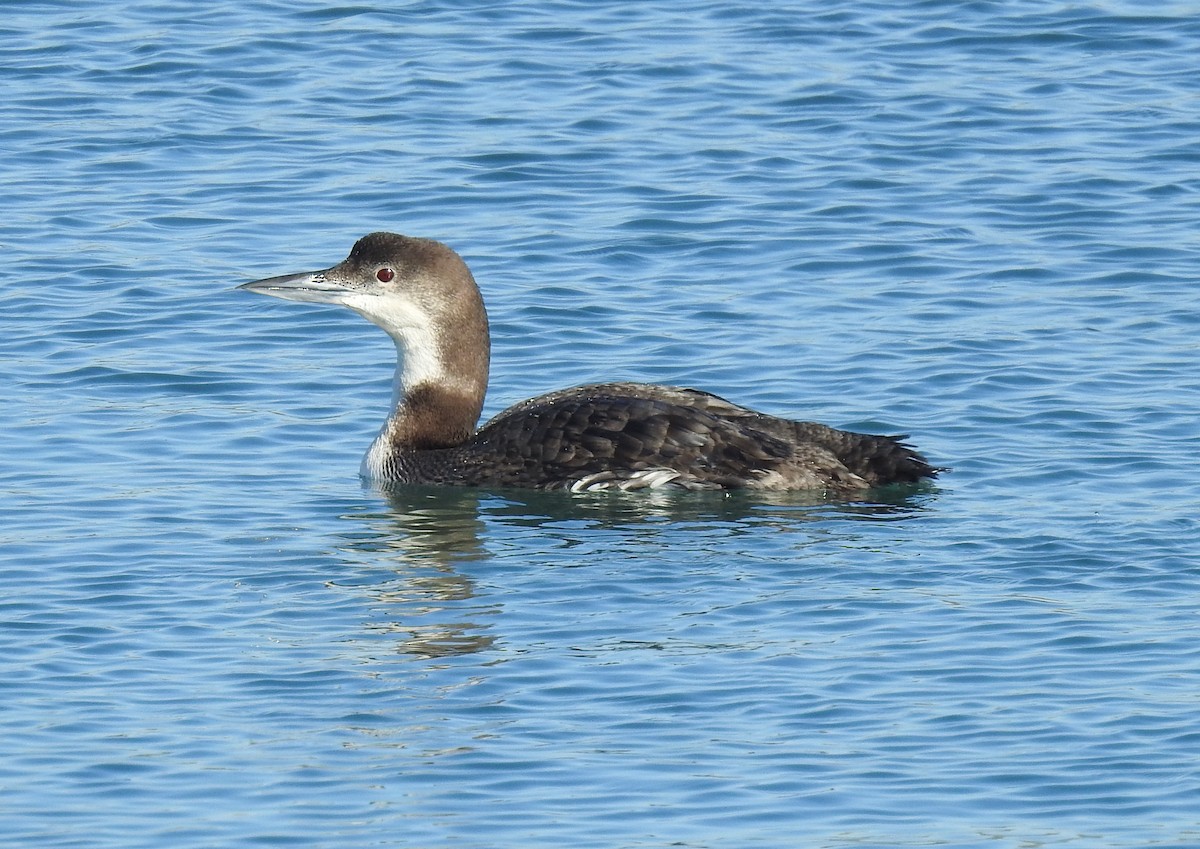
[570,468,682,492]
[620,468,683,490]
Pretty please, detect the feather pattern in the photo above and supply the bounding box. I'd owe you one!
[376,383,939,492]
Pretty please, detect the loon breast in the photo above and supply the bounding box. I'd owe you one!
[239,233,943,493]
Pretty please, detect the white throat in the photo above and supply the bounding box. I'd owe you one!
[349,293,477,480]
[342,293,445,384]
[361,337,435,480]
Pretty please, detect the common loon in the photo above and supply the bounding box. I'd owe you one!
[239,232,941,492]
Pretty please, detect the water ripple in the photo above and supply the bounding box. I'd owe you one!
[3,1,1200,848]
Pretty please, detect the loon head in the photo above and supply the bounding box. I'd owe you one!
[239,232,481,336]
[239,231,491,398]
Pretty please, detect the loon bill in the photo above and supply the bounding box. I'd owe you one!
[239,232,942,493]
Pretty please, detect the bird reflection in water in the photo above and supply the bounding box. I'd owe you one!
[327,485,936,659]
[331,487,498,660]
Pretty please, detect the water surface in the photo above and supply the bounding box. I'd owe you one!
[2,2,1199,847]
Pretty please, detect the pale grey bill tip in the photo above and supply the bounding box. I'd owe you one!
[237,271,353,304]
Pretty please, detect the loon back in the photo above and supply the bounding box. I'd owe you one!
[239,233,943,493]
[353,382,936,492]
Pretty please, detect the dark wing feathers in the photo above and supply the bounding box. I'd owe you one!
[464,385,799,490]
[786,421,941,486]
[407,383,939,491]
[668,386,941,486]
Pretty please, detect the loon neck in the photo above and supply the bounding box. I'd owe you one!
[362,342,487,478]
[390,381,482,449]
[374,285,490,458]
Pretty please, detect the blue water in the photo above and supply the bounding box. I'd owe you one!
[3,2,1200,847]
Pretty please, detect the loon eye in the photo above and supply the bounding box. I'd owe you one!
[376,267,395,283]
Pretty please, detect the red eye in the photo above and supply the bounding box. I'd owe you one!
[376,267,395,282]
